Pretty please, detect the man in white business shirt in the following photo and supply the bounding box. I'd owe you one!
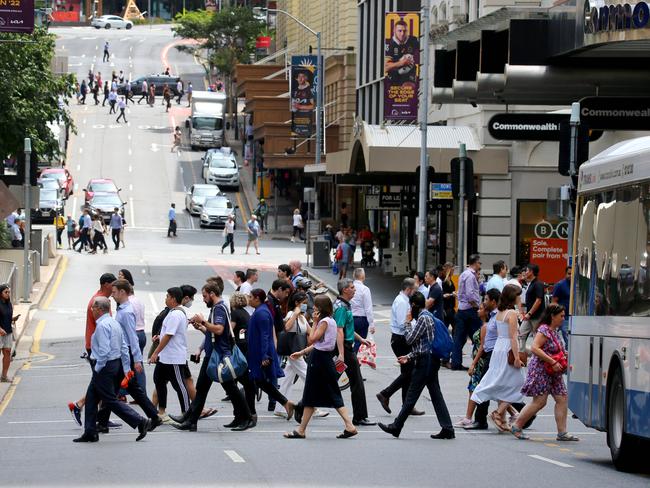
[350,268,375,353]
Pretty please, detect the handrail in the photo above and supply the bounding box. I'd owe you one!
[0,260,18,304]
[254,46,294,65]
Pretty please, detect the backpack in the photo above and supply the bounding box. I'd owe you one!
[420,309,453,359]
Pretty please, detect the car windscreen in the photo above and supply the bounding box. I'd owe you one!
[194,186,219,197]
[91,195,122,206]
[40,190,59,202]
[209,156,236,169]
[193,117,224,130]
[90,182,117,192]
[39,180,59,189]
[204,198,232,209]
[42,171,65,181]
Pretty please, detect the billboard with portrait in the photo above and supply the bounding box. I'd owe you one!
[0,0,34,33]
[290,55,318,138]
[384,11,420,121]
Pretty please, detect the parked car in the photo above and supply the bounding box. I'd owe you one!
[85,192,126,222]
[185,183,221,215]
[91,15,133,30]
[40,167,74,197]
[118,75,181,96]
[199,196,235,229]
[33,188,64,224]
[202,148,240,189]
[83,178,120,202]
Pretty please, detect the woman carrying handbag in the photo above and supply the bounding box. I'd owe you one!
[511,304,578,441]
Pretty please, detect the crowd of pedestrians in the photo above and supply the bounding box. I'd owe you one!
[66,250,578,443]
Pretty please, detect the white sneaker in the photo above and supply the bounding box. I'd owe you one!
[291,237,295,242]
[160,414,172,424]
[453,417,473,428]
[313,409,329,418]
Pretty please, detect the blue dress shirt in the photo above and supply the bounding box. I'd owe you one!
[92,313,130,374]
[115,301,142,363]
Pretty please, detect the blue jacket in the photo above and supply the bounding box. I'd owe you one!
[247,304,284,381]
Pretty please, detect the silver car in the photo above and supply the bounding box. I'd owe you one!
[200,196,235,229]
[202,149,240,189]
[185,183,221,215]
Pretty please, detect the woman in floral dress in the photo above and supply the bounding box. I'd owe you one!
[511,303,579,441]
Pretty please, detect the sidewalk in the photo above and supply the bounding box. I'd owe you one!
[0,254,63,405]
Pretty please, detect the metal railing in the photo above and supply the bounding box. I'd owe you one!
[0,260,18,304]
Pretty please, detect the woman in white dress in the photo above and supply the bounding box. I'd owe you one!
[291,209,304,242]
[471,284,525,431]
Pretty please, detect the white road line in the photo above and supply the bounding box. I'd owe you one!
[128,148,132,156]
[78,148,83,154]
[127,134,131,140]
[8,420,76,424]
[224,450,245,463]
[76,164,81,171]
[71,196,78,220]
[121,37,129,42]
[128,164,132,172]
[80,133,85,138]
[90,62,94,72]
[129,184,133,191]
[528,455,573,468]
[188,214,195,230]
[82,118,86,124]
[141,268,146,274]
[129,197,135,227]
[170,115,176,128]
[148,292,159,312]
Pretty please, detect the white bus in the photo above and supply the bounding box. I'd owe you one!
[570,136,650,471]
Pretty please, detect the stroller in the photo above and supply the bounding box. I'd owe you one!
[360,240,376,267]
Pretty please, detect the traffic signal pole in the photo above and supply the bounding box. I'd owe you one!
[567,102,580,265]
[416,0,430,272]
[22,138,32,302]
[457,143,466,268]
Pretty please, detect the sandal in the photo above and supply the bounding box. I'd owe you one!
[556,432,579,441]
[0,376,10,383]
[510,425,529,440]
[284,430,305,439]
[489,411,507,432]
[336,429,358,439]
[200,408,218,419]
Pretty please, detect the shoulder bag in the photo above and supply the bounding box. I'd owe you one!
[542,330,567,375]
[206,303,248,383]
[277,314,308,356]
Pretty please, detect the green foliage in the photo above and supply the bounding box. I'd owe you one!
[172,7,264,77]
[0,27,75,163]
[132,17,170,25]
[0,221,10,249]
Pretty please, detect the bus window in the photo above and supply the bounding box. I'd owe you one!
[632,184,650,316]
[610,197,641,315]
[575,199,595,316]
[594,201,616,315]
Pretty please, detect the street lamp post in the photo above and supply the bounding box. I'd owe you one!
[22,138,32,302]
[257,7,322,223]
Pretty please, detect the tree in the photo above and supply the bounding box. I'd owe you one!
[173,7,265,79]
[0,28,75,165]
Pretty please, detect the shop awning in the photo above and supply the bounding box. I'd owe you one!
[326,122,509,175]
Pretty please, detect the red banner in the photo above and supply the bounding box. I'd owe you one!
[256,36,271,48]
[52,11,80,22]
[530,238,568,284]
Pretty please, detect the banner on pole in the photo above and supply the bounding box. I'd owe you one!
[290,55,318,138]
[384,11,420,122]
[0,0,35,33]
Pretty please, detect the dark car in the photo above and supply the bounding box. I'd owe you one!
[85,191,126,223]
[118,75,181,96]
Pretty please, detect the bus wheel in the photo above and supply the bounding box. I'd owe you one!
[607,368,640,471]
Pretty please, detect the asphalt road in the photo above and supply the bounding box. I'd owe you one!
[1,25,648,487]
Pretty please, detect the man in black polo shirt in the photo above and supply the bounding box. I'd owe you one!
[519,263,546,350]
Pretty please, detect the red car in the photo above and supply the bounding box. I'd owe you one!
[40,168,74,197]
[83,178,120,202]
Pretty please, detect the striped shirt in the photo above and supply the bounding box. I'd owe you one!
[404,310,435,359]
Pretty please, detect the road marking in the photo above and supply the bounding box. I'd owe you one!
[224,450,245,463]
[129,184,133,191]
[528,455,573,468]
[80,133,85,138]
[0,377,22,416]
[8,419,76,424]
[78,148,83,154]
[90,62,94,72]
[76,164,81,171]
[236,192,248,222]
[82,118,86,124]
[188,213,195,230]
[71,196,78,220]
[148,292,159,312]
[129,197,135,228]
[128,148,132,156]
[42,256,67,310]
[128,164,132,172]
[121,37,129,42]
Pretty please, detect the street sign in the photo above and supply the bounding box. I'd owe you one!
[379,192,402,209]
[0,0,34,34]
[430,182,452,199]
[488,113,566,141]
[580,97,650,130]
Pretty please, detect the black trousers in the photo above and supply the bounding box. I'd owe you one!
[92,232,107,251]
[137,92,147,103]
[168,219,177,237]
[116,108,127,123]
[393,354,453,432]
[343,341,368,422]
[109,100,116,114]
[188,355,250,424]
[111,228,121,249]
[56,228,64,246]
[236,371,258,416]
[73,228,89,251]
[153,362,191,412]
[221,233,234,253]
[85,359,143,434]
[103,50,109,62]
[381,333,413,403]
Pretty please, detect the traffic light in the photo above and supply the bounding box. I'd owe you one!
[558,121,590,177]
[17,149,38,186]
[415,165,436,186]
[450,157,475,201]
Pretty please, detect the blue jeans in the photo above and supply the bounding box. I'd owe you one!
[136,330,147,391]
[353,316,369,353]
[452,308,482,369]
[560,319,569,349]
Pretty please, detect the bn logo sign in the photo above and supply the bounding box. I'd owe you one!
[534,220,568,239]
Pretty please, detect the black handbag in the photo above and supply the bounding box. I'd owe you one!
[277,316,308,356]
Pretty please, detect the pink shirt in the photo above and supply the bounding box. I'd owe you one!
[314,317,337,352]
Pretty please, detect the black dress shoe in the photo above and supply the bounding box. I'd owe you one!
[231,419,255,431]
[223,419,240,428]
[97,425,109,434]
[221,395,231,402]
[430,428,455,439]
[168,413,186,424]
[173,421,197,432]
[136,419,151,441]
[378,422,400,438]
[250,415,257,427]
[376,393,391,414]
[73,433,99,443]
[463,422,488,430]
[353,418,377,426]
[411,408,426,416]
[148,416,163,432]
